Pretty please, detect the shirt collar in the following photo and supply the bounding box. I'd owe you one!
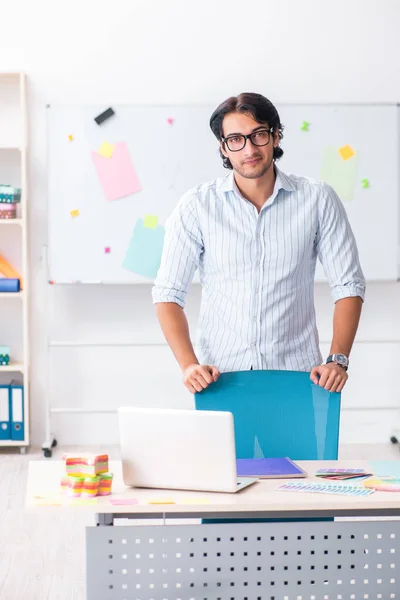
[218,164,295,194]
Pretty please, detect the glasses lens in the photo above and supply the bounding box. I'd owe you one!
[250,130,271,146]
[226,135,245,151]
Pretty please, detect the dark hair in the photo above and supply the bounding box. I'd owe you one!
[209,92,284,169]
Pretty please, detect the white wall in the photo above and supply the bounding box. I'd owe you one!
[1,0,400,446]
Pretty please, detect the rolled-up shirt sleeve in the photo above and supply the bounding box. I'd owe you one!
[152,191,203,308]
[315,184,366,303]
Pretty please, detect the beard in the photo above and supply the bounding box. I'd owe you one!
[233,155,274,180]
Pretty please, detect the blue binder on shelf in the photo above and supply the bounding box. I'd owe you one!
[0,278,20,293]
[10,382,24,441]
[0,384,11,440]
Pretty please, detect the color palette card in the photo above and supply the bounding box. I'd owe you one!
[277,482,375,497]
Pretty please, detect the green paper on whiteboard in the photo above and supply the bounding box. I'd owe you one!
[320,146,359,202]
[122,218,165,279]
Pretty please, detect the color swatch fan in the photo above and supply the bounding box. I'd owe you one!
[316,468,372,481]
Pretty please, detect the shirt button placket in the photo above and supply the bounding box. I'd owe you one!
[252,220,263,367]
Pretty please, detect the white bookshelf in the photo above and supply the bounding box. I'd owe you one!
[0,219,23,226]
[0,72,30,452]
[0,364,25,373]
[0,292,23,298]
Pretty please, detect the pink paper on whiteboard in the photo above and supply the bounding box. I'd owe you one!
[91,141,141,201]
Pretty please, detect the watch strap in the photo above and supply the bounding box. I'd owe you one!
[326,354,349,370]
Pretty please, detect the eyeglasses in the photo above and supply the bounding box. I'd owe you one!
[222,127,273,152]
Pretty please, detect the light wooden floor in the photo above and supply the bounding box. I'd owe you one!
[0,443,399,600]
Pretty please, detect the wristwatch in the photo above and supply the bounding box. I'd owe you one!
[325,353,349,371]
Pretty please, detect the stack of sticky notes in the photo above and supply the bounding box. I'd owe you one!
[315,468,373,481]
[0,185,21,219]
[64,453,109,476]
[60,453,113,498]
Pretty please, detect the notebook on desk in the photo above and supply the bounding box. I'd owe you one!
[236,457,307,479]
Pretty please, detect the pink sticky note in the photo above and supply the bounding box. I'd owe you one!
[91,141,141,201]
[104,246,111,253]
[110,498,139,506]
[167,117,174,125]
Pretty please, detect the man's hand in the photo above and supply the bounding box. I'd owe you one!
[182,363,220,393]
[310,362,348,392]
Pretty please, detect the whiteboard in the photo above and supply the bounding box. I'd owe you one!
[279,104,400,281]
[48,104,400,282]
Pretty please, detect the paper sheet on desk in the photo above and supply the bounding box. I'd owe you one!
[369,461,400,478]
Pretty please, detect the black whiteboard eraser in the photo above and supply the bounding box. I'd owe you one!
[94,107,115,125]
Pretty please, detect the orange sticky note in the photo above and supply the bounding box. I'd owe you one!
[147,498,175,505]
[70,209,80,218]
[338,145,355,161]
[98,142,115,159]
[144,215,158,229]
[33,495,63,506]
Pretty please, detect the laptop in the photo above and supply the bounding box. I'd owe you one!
[118,407,258,493]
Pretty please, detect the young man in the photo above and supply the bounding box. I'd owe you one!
[152,93,365,394]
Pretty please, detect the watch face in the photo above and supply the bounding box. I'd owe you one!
[336,354,347,365]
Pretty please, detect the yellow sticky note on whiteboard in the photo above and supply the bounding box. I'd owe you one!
[70,209,80,218]
[98,142,115,159]
[144,215,159,229]
[338,144,355,161]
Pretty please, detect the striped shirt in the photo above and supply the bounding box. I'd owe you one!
[152,166,365,373]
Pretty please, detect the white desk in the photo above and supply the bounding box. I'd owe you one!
[26,460,400,599]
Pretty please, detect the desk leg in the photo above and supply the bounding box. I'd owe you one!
[95,513,114,527]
